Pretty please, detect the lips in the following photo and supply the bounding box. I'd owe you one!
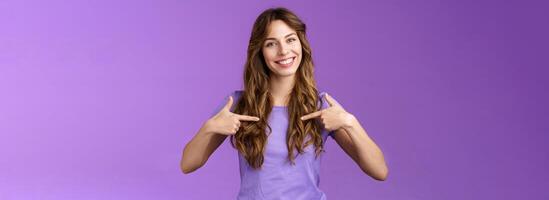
[274,57,295,68]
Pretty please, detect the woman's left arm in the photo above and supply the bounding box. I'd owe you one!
[333,117,388,181]
[301,93,388,181]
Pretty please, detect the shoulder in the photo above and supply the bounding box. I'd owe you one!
[317,91,336,139]
[225,90,244,112]
[318,91,327,99]
[318,91,329,109]
[230,90,244,100]
[229,90,326,108]
[210,90,243,117]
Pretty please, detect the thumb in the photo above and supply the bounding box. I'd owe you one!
[325,93,341,107]
[222,96,234,111]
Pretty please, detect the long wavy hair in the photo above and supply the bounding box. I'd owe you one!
[230,7,324,169]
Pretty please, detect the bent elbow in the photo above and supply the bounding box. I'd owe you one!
[180,162,198,174]
[373,168,389,181]
[180,159,195,174]
[373,173,388,181]
[362,166,388,181]
[180,158,204,174]
[181,166,194,174]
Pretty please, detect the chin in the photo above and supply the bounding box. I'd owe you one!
[272,67,298,77]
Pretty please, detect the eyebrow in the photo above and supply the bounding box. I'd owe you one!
[265,33,297,41]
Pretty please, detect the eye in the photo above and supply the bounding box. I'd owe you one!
[265,42,276,47]
[287,38,297,43]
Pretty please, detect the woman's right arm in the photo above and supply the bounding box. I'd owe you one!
[180,96,259,174]
[180,120,227,174]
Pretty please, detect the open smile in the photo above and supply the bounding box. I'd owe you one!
[274,57,296,68]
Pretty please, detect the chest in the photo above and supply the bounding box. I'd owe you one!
[263,108,319,163]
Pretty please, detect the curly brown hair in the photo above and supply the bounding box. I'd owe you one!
[230,7,324,169]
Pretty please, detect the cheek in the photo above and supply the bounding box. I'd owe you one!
[294,45,303,63]
[293,45,303,62]
[294,41,302,53]
[262,48,277,63]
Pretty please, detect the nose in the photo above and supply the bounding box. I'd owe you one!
[278,43,289,56]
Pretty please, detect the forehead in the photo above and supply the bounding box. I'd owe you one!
[266,20,296,39]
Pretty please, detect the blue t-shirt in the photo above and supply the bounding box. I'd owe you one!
[217,90,334,200]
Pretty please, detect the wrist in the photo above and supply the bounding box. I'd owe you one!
[200,120,216,136]
[342,113,358,130]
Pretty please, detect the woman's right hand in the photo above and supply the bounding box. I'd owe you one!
[204,96,260,135]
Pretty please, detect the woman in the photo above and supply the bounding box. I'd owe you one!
[180,7,388,199]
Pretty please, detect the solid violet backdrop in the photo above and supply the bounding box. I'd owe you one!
[1,0,548,199]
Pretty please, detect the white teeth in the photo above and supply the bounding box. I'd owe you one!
[277,57,294,65]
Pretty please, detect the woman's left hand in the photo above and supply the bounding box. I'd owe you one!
[300,93,356,131]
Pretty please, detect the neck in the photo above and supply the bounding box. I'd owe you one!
[270,74,295,106]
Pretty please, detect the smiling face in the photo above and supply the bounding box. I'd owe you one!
[262,20,302,78]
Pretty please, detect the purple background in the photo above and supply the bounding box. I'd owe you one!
[1,0,548,199]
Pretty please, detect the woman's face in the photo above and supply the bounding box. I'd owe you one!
[262,20,302,78]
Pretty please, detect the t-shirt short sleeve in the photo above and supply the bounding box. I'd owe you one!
[318,91,336,139]
[210,90,242,118]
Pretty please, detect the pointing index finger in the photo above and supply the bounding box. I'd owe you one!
[300,110,322,121]
[235,114,260,121]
